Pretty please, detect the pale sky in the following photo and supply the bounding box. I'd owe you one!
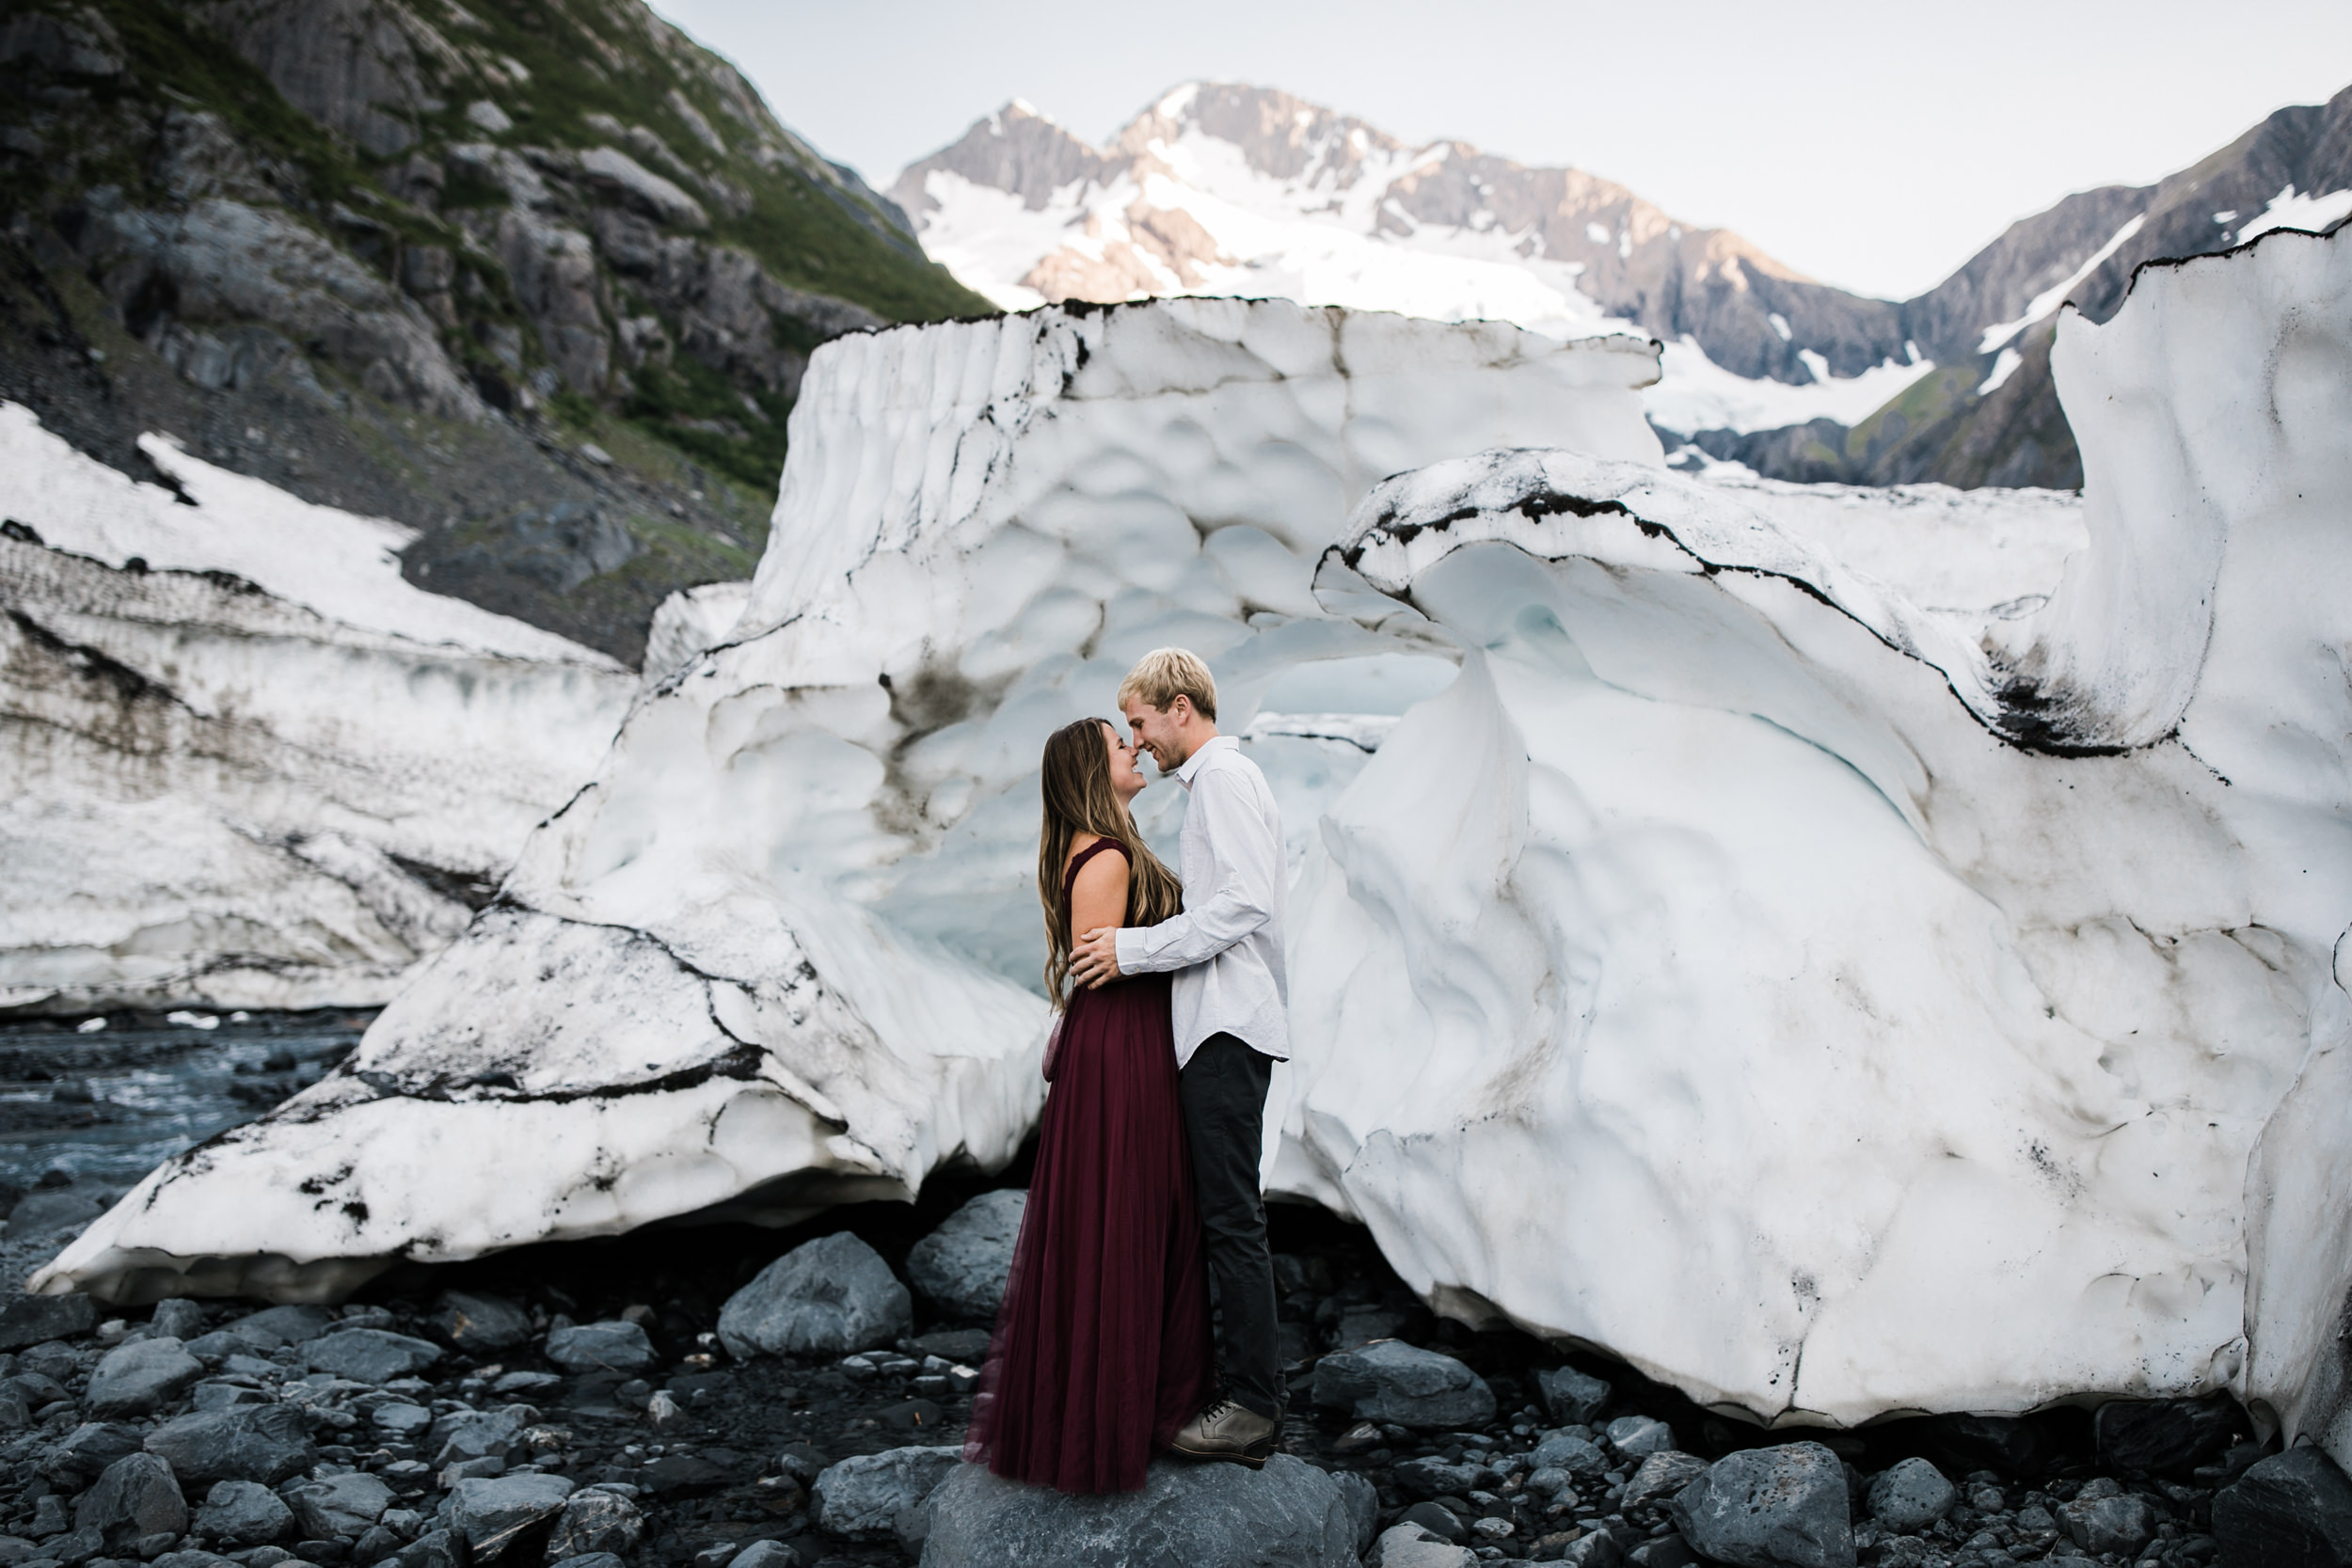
[649,1,2352,301]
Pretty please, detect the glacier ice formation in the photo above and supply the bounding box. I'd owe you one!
[34,228,2352,1460]
[33,299,1665,1303]
[0,404,635,1012]
[1274,223,2352,1453]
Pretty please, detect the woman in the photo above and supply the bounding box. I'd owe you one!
[962,717,1215,1493]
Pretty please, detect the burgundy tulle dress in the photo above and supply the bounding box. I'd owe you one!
[963,838,1215,1494]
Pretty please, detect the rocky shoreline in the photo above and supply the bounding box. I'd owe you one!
[2,1159,2342,1568]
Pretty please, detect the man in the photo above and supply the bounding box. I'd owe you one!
[1069,646,1288,1468]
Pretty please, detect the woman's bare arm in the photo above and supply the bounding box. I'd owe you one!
[1068,849,1130,949]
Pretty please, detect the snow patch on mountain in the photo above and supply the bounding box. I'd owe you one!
[2234,182,2352,245]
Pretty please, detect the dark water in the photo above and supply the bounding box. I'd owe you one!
[0,1008,373,1195]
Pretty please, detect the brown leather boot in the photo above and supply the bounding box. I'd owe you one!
[1168,1396,1279,1468]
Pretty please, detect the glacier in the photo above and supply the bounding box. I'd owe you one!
[31,299,1665,1303]
[0,404,635,1013]
[31,226,2352,1463]
[1274,223,2352,1452]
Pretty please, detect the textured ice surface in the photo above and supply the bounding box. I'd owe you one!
[1276,225,2352,1444]
[34,299,1662,1302]
[0,405,633,1012]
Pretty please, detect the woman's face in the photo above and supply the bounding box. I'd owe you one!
[1103,721,1147,802]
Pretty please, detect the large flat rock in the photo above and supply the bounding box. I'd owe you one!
[918,1453,1371,1567]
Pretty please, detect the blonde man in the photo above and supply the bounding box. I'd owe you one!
[1070,646,1288,1467]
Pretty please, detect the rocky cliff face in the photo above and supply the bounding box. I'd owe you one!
[896,81,2352,494]
[1766,84,2352,489]
[0,0,991,662]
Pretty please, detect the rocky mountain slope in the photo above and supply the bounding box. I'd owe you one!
[893,81,2352,490]
[0,0,991,662]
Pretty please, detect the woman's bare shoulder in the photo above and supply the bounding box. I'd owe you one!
[1062,831,1105,873]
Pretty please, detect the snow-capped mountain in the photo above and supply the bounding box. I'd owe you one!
[894,81,2352,488]
[892,83,1930,436]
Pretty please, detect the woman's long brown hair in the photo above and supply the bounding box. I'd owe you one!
[1037,717,1184,1007]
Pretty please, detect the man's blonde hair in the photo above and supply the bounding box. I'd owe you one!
[1118,647,1217,721]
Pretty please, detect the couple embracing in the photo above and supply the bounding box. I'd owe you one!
[964,647,1289,1495]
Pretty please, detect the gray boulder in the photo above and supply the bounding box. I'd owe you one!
[814,1446,963,1541]
[429,1407,526,1466]
[904,1191,1026,1323]
[430,1291,532,1352]
[544,1490,644,1560]
[719,1233,913,1359]
[2058,1480,2156,1557]
[290,1473,395,1540]
[87,1337,204,1418]
[146,1403,318,1485]
[1624,1450,1711,1511]
[919,1452,1361,1566]
[1864,1458,1955,1533]
[1560,1534,1625,1567]
[302,1327,443,1383]
[722,1545,793,1568]
[2214,1445,2352,1567]
[75,1452,187,1547]
[548,1556,628,1568]
[152,1552,241,1568]
[195,1480,294,1546]
[1670,1443,1853,1568]
[5,1188,104,1240]
[1605,1416,1675,1461]
[439,1474,576,1558]
[373,1402,434,1439]
[151,1299,207,1340]
[42,1420,145,1485]
[544,1321,655,1375]
[218,1305,335,1350]
[1311,1339,1496,1431]
[1538,1366,1612,1426]
[1371,1523,1476,1567]
[1394,1457,1492,1499]
[1532,1431,1611,1477]
[0,1292,97,1351]
[389,1528,468,1568]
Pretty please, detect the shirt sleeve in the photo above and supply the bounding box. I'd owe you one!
[1114,766,1280,975]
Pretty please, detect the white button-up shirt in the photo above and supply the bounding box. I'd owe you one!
[1114,734,1289,1068]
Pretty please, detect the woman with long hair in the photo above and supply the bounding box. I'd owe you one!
[961,716,1215,1493]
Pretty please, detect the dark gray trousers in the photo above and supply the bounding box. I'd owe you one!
[1178,1032,1281,1418]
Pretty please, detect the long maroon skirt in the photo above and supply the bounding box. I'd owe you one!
[963,969,1214,1493]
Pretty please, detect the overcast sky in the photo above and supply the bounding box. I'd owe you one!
[648,1,2352,301]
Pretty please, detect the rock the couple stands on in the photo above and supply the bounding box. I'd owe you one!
[966,648,1292,1493]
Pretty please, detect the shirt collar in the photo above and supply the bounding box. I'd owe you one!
[1173,732,1237,788]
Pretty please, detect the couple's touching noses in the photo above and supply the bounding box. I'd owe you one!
[963,647,1291,1494]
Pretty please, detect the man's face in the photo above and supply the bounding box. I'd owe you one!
[1123,696,1185,771]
